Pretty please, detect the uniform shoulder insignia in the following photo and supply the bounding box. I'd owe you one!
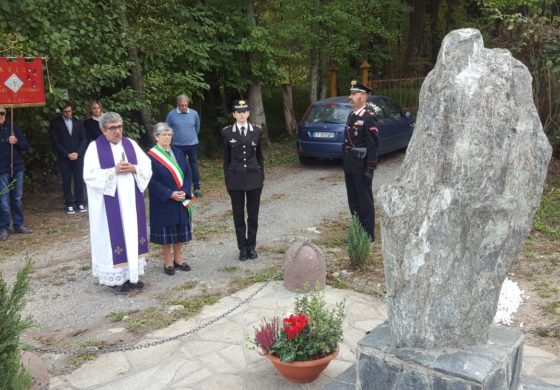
[222,125,233,135]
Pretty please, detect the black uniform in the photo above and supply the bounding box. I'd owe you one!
[222,123,264,254]
[342,105,379,240]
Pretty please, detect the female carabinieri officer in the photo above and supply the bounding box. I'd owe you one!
[222,100,265,261]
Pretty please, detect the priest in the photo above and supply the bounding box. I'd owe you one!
[83,112,152,294]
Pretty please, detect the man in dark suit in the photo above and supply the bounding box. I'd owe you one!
[50,101,88,214]
[222,100,264,261]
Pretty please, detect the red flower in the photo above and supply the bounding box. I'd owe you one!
[283,313,309,340]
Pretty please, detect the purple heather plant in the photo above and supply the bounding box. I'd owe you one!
[254,316,280,354]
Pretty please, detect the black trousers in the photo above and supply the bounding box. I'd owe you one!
[58,158,84,206]
[227,187,262,251]
[344,172,375,241]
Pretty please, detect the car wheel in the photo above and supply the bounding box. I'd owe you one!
[298,155,316,165]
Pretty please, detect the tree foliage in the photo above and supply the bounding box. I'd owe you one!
[0,0,557,178]
[0,260,34,390]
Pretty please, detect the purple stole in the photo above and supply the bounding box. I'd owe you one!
[95,136,149,267]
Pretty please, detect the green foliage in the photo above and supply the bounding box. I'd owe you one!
[533,187,560,239]
[347,214,371,268]
[270,287,345,362]
[0,260,34,390]
[474,1,560,153]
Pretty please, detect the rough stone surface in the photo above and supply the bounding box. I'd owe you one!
[283,241,326,292]
[355,322,523,389]
[378,28,552,349]
[20,351,50,390]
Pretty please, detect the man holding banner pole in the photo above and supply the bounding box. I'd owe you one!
[0,55,46,240]
[0,106,32,240]
[83,112,152,295]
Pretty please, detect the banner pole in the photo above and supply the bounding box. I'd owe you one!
[10,106,14,177]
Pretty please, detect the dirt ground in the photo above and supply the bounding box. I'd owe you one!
[1,151,558,376]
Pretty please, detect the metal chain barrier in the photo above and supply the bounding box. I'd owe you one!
[25,267,283,357]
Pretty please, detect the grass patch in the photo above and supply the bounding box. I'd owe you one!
[174,280,198,291]
[536,281,559,299]
[109,311,127,322]
[533,187,560,239]
[122,294,222,332]
[194,220,229,241]
[219,265,240,272]
[166,294,221,316]
[541,301,560,316]
[66,353,96,367]
[230,264,283,291]
[71,339,108,350]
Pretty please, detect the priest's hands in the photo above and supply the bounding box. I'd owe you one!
[116,161,136,174]
[170,191,186,201]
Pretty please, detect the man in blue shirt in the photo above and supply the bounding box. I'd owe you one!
[166,94,202,198]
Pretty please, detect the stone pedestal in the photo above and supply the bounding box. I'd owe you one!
[356,322,523,390]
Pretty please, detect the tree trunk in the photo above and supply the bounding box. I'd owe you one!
[309,48,319,104]
[249,82,270,145]
[281,83,298,136]
[115,1,152,137]
[403,0,427,74]
[246,0,269,145]
[428,0,442,68]
[318,49,328,100]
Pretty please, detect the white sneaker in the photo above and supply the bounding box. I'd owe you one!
[66,206,76,215]
[77,204,87,213]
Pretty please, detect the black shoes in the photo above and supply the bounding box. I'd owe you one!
[164,265,176,276]
[239,248,248,261]
[248,248,258,259]
[14,225,32,234]
[174,261,191,271]
[127,280,144,290]
[0,229,8,241]
[111,284,131,295]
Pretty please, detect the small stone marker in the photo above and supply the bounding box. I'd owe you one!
[283,241,326,292]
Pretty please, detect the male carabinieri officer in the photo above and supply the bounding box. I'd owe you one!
[342,80,379,241]
[222,100,265,261]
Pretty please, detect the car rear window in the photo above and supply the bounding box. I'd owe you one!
[304,104,351,124]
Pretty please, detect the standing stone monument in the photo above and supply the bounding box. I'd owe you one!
[339,28,551,389]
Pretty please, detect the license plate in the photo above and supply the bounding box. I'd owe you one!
[313,132,335,139]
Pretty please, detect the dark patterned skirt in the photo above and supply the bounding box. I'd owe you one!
[150,223,192,245]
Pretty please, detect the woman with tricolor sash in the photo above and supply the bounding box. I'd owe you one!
[147,122,194,275]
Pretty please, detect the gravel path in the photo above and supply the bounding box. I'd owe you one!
[0,152,404,374]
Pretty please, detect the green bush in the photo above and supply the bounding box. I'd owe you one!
[347,214,371,268]
[0,260,34,390]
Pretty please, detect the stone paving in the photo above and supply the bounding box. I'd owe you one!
[49,282,560,389]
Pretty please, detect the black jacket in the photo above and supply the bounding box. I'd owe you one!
[222,123,264,191]
[83,117,102,143]
[342,107,380,174]
[49,116,87,160]
[0,122,29,175]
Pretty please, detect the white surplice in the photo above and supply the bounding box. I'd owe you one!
[83,138,152,286]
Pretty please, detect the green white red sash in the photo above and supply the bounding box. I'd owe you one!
[147,144,193,214]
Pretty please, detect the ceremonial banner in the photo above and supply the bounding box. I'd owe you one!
[0,57,45,107]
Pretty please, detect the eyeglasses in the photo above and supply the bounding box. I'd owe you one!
[0,112,6,116]
[106,125,124,132]
[62,109,72,113]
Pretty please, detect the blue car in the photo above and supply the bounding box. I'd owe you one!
[296,96,415,164]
